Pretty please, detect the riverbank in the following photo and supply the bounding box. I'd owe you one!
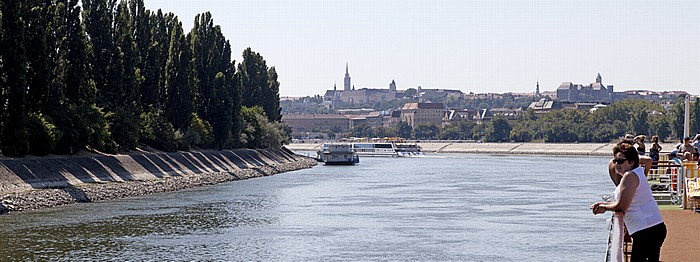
[0,147,316,214]
[286,141,680,156]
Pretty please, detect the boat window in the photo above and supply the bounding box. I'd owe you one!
[354,144,374,149]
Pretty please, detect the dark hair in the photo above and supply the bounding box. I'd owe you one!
[652,135,659,142]
[613,143,639,168]
[618,138,635,146]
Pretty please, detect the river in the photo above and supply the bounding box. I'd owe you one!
[0,154,613,261]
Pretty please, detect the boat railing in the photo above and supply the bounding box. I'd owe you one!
[648,158,683,206]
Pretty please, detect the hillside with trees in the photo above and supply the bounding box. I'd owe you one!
[0,0,286,157]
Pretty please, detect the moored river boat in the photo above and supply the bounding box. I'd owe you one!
[317,143,359,165]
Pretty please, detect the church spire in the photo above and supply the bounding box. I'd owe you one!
[344,63,351,91]
[536,81,540,97]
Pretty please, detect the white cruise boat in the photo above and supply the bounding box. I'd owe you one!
[351,142,425,157]
[317,143,359,165]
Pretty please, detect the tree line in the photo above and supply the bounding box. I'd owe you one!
[348,98,699,142]
[0,0,285,157]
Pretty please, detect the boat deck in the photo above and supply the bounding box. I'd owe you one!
[660,209,700,261]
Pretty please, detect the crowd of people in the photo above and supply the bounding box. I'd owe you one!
[625,133,700,163]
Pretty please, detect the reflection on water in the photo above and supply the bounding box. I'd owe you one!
[1,196,281,260]
[0,154,612,261]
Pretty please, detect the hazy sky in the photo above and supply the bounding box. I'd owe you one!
[143,0,700,97]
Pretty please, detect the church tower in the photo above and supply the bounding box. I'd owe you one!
[596,73,602,84]
[390,80,396,92]
[344,63,351,91]
[535,81,540,98]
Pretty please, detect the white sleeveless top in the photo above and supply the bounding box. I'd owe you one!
[614,166,664,234]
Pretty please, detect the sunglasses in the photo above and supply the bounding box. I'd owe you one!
[612,158,627,164]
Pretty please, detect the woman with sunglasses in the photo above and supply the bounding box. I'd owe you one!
[608,139,653,186]
[592,143,666,261]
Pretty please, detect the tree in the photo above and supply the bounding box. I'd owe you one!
[535,109,588,142]
[238,48,270,113]
[83,0,117,109]
[266,66,281,121]
[189,12,234,149]
[413,123,439,140]
[109,1,141,151]
[164,18,193,131]
[629,110,648,136]
[0,0,30,156]
[670,96,686,139]
[396,121,412,139]
[648,114,671,141]
[403,88,417,98]
[50,0,104,155]
[24,0,54,114]
[509,122,532,142]
[485,115,511,142]
[693,98,700,135]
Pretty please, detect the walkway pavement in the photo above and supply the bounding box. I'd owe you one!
[660,209,700,261]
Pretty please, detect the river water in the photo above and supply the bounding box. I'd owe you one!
[0,154,613,261]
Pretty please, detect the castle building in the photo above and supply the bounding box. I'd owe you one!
[556,73,614,103]
[324,65,402,106]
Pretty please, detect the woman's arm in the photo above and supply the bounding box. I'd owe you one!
[598,171,639,213]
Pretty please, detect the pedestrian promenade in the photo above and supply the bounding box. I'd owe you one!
[660,209,700,261]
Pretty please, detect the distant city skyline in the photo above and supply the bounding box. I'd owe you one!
[143,0,700,97]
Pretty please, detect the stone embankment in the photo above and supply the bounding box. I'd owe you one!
[0,147,316,214]
[287,141,679,156]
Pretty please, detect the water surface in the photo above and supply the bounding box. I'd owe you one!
[0,154,613,261]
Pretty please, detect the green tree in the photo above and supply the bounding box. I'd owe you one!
[189,12,234,149]
[670,96,686,139]
[403,88,417,98]
[211,72,233,150]
[485,115,511,142]
[536,109,587,142]
[50,0,103,155]
[164,18,193,131]
[140,108,176,152]
[648,114,671,141]
[24,0,54,114]
[238,48,269,112]
[413,123,439,140]
[83,0,117,109]
[693,98,700,135]
[396,121,412,139]
[109,1,141,151]
[266,66,282,121]
[240,106,265,148]
[629,110,648,136]
[0,0,30,156]
[509,122,532,142]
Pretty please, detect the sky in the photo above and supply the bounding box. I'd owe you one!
[142,0,700,97]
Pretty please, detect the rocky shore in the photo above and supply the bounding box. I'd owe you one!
[0,148,317,214]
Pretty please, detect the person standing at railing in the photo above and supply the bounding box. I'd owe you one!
[635,135,646,156]
[592,143,666,262]
[649,136,662,162]
[679,137,699,162]
[692,134,700,162]
[609,139,652,186]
